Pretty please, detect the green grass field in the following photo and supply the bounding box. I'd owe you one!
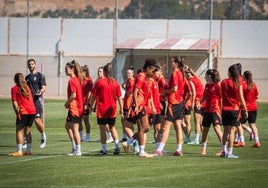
[0,99,268,188]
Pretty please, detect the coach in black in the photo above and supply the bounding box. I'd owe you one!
[26,59,47,148]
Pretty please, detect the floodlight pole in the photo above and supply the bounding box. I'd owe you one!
[208,0,213,69]
[26,0,30,74]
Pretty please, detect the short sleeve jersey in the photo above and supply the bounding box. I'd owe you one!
[25,72,46,98]
[82,77,93,105]
[221,78,240,111]
[190,76,204,106]
[242,81,259,111]
[183,80,192,107]
[203,83,221,113]
[92,77,121,118]
[134,72,148,108]
[123,77,135,109]
[11,85,36,115]
[168,69,184,105]
[158,76,168,102]
[67,77,83,117]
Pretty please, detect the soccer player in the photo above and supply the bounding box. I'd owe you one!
[154,56,186,157]
[220,64,248,159]
[122,58,156,157]
[185,67,205,145]
[79,65,93,142]
[154,67,168,150]
[89,63,123,155]
[121,68,136,144]
[25,59,47,148]
[241,71,260,148]
[200,69,223,155]
[149,65,162,143]
[182,73,194,144]
[64,60,83,156]
[9,73,36,156]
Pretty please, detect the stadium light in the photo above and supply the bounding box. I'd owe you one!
[208,0,213,69]
[26,0,30,74]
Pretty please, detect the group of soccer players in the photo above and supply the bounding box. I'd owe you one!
[9,57,260,158]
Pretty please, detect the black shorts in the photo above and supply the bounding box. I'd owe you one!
[82,109,89,116]
[165,102,184,122]
[183,106,192,115]
[66,111,81,124]
[160,101,166,116]
[123,108,136,123]
[149,114,161,126]
[126,107,147,123]
[240,111,257,124]
[97,118,116,125]
[202,112,221,127]
[194,106,204,116]
[16,114,35,127]
[222,110,240,126]
[34,104,43,119]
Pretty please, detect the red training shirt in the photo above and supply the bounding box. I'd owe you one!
[67,76,83,117]
[11,85,36,115]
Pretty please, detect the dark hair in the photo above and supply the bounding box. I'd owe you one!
[206,69,221,83]
[14,73,30,99]
[66,60,83,83]
[236,63,242,75]
[171,56,184,68]
[243,70,253,90]
[153,65,161,73]
[81,65,90,78]
[27,58,36,65]
[171,56,186,79]
[228,64,240,87]
[103,63,113,79]
[143,58,156,70]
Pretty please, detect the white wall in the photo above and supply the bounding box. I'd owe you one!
[0,18,268,100]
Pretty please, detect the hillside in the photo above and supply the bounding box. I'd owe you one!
[0,0,131,17]
[0,0,267,18]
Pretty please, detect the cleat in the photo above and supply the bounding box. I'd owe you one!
[187,140,200,145]
[24,151,32,156]
[113,148,120,155]
[122,141,129,154]
[253,142,261,148]
[40,136,46,148]
[9,151,23,157]
[106,137,114,143]
[97,150,107,156]
[183,139,191,144]
[227,153,239,159]
[138,152,154,158]
[200,148,206,155]
[22,143,27,149]
[153,150,163,157]
[220,151,226,158]
[173,151,183,156]
[234,142,245,147]
[84,136,90,142]
[131,141,139,154]
[68,151,82,156]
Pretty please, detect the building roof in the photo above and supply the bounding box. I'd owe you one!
[117,38,219,52]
